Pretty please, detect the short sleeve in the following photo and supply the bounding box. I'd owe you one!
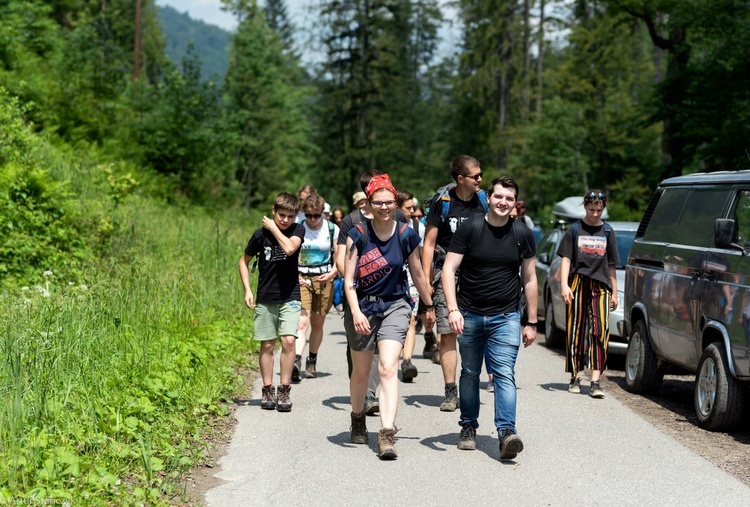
[557,227,574,260]
[404,227,422,255]
[425,196,441,229]
[338,215,354,245]
[447,217,473,255]
[347,224,366,253]
[606,228,620,265]
[244,229,263,257]
[521,224,537,259]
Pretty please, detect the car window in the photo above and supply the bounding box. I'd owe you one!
[733,190,750,247]
[672,189,731,247]
[642,188,689,244]
[614,230,635,268]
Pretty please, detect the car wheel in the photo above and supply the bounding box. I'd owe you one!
[624,319,663,394]
[694,342,747,431]
[544,299,564,348]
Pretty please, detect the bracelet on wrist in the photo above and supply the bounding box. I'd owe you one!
[424,303,436,309]
[526,322,538,326]
[448,308,460,314]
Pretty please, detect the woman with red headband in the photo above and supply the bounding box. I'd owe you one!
[344,174,436,460]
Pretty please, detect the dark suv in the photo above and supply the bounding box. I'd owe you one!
[624,171,750,430]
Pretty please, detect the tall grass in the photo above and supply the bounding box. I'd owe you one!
[0,195,261,504]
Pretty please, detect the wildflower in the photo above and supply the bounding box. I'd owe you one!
[79,284,88,291]
[22,298,31,305]
[43,270,54,277]
[21,286,30,291]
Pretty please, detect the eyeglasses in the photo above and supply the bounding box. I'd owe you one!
[412,214,423,219]
[305,213,322,219]
[371,200,396,208]
[585,191,606,202]
[463,172,483,181]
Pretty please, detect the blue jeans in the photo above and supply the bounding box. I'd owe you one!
[457,310,521,433]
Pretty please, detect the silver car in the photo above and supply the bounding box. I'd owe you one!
[535,203,637,355]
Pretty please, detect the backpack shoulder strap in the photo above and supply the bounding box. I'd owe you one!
[327,220,335,253]
[477,190,489,212]
[466,213,485,250]
[510,217,525,262]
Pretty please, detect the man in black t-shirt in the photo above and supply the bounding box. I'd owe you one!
[239,192,305,413]
[422,155,488,412]
[441,176,538,461]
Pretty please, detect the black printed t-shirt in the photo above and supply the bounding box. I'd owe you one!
[556,220,619,290]
[244,223,305,304]
[449,215,536,315]
[425,188,486,264]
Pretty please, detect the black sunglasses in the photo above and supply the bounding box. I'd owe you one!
[585,191,606,201]
[305,213,322,219]
[463,172,483,181]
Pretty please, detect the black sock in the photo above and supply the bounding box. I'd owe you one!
[295,354,302,362]
[446,382,456,389]
[309,352,317,360]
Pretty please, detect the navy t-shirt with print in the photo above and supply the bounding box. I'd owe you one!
[244,223,305,304]
[348,222,421,303]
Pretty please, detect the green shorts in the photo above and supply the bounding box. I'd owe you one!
[253,301,302,341]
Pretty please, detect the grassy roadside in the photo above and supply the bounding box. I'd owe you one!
[0,196,261,505]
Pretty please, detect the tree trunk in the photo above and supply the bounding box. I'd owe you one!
[536,0,545,119]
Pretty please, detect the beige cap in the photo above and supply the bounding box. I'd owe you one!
[352,191,367,206]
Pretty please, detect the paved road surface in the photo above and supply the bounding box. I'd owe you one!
[205,312,750,506]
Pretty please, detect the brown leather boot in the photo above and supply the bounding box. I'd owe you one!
[350,411,368,444]
[378,428,399,460]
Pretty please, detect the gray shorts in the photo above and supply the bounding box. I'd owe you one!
[432,268,455,335]
[344,298,412,351]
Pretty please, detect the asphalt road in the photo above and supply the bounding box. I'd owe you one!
[205,311,750,506]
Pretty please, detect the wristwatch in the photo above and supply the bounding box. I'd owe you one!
[526,322,538,326]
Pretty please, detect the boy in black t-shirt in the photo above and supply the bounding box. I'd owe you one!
[239,192,306,412]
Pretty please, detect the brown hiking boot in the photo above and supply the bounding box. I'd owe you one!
[378,427,399,460]
[276,384,292,412]
[292,357,302,383]
[260,385,276,410]
[350,411,368,444]
[305,356,317,378]
[431,346,441,365]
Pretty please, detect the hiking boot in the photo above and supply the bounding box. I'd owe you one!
[499,429,523,460]
[589,381,605,399]
[487,377,495,393]
[260,385,276,410]
[415,318,423,333]
[378,428,399,460]
[276,384,292,412]
[364,395,379,416]
[292,357,302,383]
[431,347,441,365]
[304,356,317,378]
[401,358,418,383]
[568,377,581,394]
[458,424,477,451]
[350,411,368,444]
[422,331,436,359]
[440,384,458,412]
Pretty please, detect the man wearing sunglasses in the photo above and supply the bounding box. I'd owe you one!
[422,155,489,412]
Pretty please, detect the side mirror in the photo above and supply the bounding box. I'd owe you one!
[538,252,549,264]
[714,219,736,248]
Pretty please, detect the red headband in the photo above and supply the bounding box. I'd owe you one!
[365,174,398,199]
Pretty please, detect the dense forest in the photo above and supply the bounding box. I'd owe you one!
[1,0,750,502]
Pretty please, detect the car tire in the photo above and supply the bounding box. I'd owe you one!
[694,342,747,431]
[544,299,564,348]
[624,319,663,394]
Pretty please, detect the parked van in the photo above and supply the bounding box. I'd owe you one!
[624,171,750,430]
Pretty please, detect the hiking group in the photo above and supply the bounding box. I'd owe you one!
[238,155,618,461]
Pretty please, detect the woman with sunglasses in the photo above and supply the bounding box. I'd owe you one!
[344,174,435,460]
[294,194,340,381]
[557,190,619,399]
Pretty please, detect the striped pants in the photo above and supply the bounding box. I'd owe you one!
[565,274,611,376]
